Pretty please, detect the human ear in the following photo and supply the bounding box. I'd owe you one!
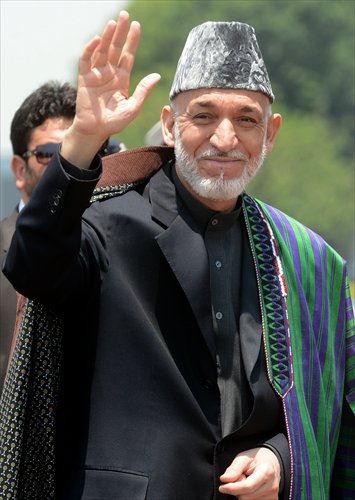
[11,155,26,191]
[161,105,176,146]
[265,113,282,153]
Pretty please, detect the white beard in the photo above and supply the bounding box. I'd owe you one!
[174,124,267,201]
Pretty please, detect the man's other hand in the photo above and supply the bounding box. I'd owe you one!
[219,447,280,499]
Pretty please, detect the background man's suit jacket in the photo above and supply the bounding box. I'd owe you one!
[0,208,18,388]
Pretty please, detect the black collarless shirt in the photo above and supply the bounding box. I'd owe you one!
[172,167,252,437]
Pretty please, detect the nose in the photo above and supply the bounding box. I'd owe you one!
[209,119,238,152]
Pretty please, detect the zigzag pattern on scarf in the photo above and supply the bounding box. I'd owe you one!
[242,193,292,396]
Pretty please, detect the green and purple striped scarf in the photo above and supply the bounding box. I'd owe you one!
[245,195,355,499]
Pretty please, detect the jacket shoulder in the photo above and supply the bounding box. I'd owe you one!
[0,208,18,252]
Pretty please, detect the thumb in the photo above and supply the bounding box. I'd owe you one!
[132,73,161,109]
[220,460,245,482]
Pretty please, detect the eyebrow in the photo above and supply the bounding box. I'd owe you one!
[191,101,261,115]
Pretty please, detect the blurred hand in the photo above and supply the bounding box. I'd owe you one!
[61,10,161,168]
[219,447,280,499]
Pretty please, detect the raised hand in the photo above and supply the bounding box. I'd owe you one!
[61,11,161,168]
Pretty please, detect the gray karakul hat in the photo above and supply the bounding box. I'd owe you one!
[169,21,274,102]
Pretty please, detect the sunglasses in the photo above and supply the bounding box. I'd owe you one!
[22,143,59,165]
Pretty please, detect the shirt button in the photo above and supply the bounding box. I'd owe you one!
[211,218,219,226]
[215,260,222,269]
[203,379,215,390]
[217,443,225,453]
[215,312,223,320]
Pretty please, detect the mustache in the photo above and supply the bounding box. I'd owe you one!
[197,149,248,161]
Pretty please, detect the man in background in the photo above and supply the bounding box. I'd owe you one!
[0,80,124,388]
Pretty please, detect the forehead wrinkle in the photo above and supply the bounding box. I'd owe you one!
[188,99,263,117]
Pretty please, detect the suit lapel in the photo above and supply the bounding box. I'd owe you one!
[148,165,216,358]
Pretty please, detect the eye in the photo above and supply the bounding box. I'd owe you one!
[237,116,257,127]
[193,113,214,123]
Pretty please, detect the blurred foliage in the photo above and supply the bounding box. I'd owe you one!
[248,104,354,266]
[111,0,354,272]
[121,0,354,154]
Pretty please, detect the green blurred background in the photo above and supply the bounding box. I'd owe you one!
[108,0,354,280]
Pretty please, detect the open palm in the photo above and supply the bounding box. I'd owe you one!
[62,11,160,167]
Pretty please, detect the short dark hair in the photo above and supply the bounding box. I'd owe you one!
[10,80,77,155]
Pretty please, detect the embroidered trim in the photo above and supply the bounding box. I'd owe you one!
[243,193,293,396]
[90,181,143,203]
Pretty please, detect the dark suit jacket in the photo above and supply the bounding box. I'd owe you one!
[3,150,289,499]
[0,208,18,388]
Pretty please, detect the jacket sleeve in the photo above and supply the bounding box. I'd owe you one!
[2,150,102,306]
[263,432,291,499]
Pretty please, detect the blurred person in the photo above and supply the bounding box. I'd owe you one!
[1,11,354,500]
[0,81,124,389]
[100,137,127,155]
[0,81,76,389]
[144,120,165,146]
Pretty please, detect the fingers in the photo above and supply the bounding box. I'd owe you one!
[79,36,102,75]
[81,10,140,74]
[219,473,279,500]
[92,20,117,67]
[219,448,280,499]
[108,11,131,65]
[220,454,253,483]
[73,9,160,146]
[93,11,131,67]
[118,20,141,77]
